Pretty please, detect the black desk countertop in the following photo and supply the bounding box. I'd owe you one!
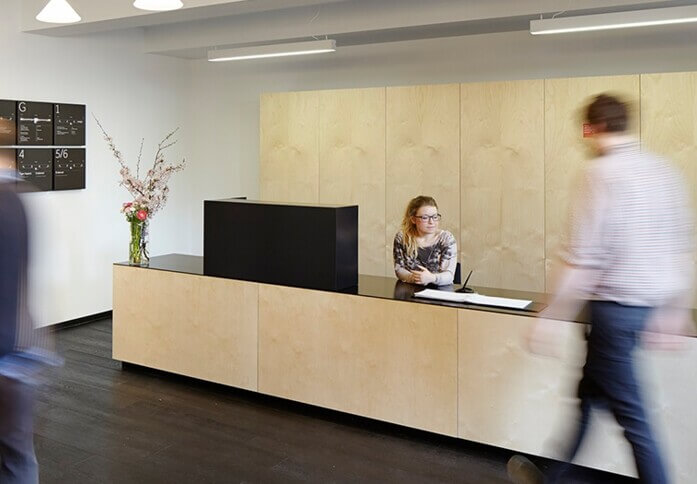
[125,255,697,335]
[115,254,574,322]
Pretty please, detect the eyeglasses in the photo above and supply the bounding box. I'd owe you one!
[414,214,441,222]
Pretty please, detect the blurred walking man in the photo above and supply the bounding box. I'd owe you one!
[509,94,694,484]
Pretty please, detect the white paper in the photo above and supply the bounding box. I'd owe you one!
[413,289,532,309]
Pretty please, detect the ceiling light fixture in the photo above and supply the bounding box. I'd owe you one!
[530,5,697,35]
[133,0,184,12]
[36,0,81,24]
[208,39,337,62]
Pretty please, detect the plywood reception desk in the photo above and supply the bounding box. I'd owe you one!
[113,254,696,482]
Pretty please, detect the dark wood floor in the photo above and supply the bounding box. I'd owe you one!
[33,319,633,483]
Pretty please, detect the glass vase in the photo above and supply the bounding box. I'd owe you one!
[128,219,149,266]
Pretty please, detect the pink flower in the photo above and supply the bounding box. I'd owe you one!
[136,209,148,221]
[123,202,133,208]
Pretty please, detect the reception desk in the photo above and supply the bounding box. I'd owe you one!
[113,254,696,482]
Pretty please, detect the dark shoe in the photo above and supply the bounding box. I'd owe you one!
[507,455,544,484]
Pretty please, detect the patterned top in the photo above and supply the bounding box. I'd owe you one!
[393,230,458,285]
[563,141,693,306]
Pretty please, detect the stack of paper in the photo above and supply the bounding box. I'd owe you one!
[413,289,532,310]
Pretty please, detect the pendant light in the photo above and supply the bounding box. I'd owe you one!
[531,5,697,35]
[36,0,81,24]
[133,0,184,11]
[208,39,337,62]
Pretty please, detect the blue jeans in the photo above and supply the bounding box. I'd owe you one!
[0,376,38,484]
[550,301,668,484]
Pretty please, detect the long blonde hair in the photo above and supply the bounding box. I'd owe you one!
[401,196,438,258]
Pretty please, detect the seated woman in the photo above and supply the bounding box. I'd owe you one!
[393,195,457,286]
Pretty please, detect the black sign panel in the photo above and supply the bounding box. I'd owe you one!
[0,148,16,172]
[53,148,85,190]
[17,148,52,191]
[54,104,85,146]
[0,100,16,146]
[17,101,53,145]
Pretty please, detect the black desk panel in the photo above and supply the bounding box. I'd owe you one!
[204,199,358,291]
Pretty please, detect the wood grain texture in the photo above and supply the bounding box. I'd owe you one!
[460,80,545,292]
[258,284,458,436]
[544,75,640,290]
[319,88,386,276]
[458,308,697,481]
[457,309,630,474]
[112,265,258,390]
[385,84,461,277]
[641,72,697,288]
[260,91,319,203]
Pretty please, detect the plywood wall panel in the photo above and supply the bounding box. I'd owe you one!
[544,75,640,290]
[319,88,386,276]
[113,266,258,390]
[258,284,459,436]
[260,91,319,203]
[385,84,460,277]
[641,72,697,217]
[641,72,697,301]
[461,80,545,291]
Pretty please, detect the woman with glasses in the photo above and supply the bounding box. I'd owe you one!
[393,195,457,286]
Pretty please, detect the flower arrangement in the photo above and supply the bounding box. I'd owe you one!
[95,117,186,265]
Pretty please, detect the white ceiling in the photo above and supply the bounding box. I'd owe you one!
[21,0,697,60]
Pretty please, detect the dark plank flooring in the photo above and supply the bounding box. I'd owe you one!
[33,319,634,483]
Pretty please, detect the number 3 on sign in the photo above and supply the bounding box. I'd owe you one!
[56,149,68,159]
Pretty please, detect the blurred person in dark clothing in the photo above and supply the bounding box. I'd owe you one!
[509,94,694,484]
[0,156,58,484]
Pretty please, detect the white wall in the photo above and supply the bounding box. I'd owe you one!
[1,0,203,326]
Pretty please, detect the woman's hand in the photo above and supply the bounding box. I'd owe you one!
[412,266,436,285]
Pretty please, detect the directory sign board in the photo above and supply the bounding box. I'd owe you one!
[53,148,85,190]
[17,148,53,191]
[54,103,85,146]
[0,100,16,145]
[17,101,53,145]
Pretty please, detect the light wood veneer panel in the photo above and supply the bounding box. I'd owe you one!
[544,75,639,290]
[385,84,460,277]
[641,72,697,285]
[112,265,258,390]
[260,91,319,203]
[458,309,697,480]
[258,284,458,436]
[460,80,545,292]
[457,309,637,475]
[319,88,386,276]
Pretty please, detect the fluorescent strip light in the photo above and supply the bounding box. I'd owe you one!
[36,0,81,24]
[531,5,697,35]
[133,0,184,11]
[208,40,337,62]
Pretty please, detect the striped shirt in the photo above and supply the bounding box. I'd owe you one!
[563,140,693,307]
